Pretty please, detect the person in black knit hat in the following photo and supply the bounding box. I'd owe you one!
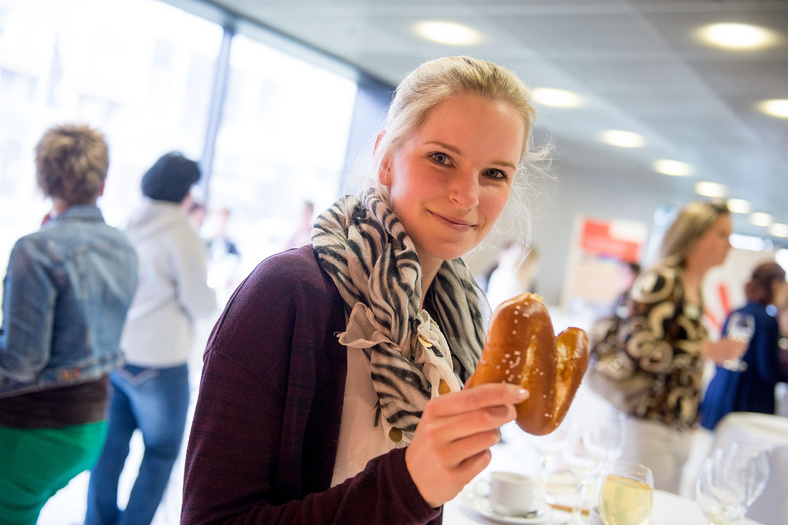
[140,152,201,204]
[85,151,216,525]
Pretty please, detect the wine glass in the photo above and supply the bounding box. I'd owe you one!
[530,420,570,502]
[586,411,625,467]
[695,453,750,524]
[723,312,754,372]
[598,461,654,525]
[721,441,770,507]
[563,412,626,524]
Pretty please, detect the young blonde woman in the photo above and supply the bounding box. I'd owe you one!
[181,56,543,523]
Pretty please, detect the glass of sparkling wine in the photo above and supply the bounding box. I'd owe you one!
[723,312,755,372]
[598,461,654,525]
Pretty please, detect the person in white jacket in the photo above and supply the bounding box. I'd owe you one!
[85,152,216,525]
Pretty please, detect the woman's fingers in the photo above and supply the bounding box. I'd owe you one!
[405,383,529,507]
[428,382,529,418]
[420,383,527,441]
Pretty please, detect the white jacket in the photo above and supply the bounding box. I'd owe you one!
[120,198,216,367]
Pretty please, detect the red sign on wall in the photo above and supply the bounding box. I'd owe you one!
[580,219,642,263]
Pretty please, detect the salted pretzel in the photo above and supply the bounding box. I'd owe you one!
[468,293,589,435]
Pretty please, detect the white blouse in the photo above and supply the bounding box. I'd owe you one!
[330,346,401,487]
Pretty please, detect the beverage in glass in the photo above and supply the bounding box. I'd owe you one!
[598,461,654,525]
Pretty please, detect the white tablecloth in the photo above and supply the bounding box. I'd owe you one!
[709,412,788,525]
[444,488,764,525]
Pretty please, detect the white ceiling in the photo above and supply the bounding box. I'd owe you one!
[195,0,788,245]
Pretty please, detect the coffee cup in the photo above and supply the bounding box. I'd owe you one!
[479,471,536,516]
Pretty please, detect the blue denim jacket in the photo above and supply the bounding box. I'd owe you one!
[0,205,138,398]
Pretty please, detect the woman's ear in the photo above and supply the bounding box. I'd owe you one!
[378,157,392,186]
[375,131,392,186]
[374,130,386,154]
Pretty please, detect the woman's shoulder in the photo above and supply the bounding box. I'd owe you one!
[742,302,779,327]
[207,246,344,355]
[238,246,339,303]
[630,264,681,303]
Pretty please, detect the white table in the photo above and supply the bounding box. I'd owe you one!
[709,412,788,525]
[444,487,765,525]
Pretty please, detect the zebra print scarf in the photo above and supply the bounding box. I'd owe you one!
[312,189,487,444]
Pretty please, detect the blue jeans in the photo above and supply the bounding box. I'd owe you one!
[85,364,189,525]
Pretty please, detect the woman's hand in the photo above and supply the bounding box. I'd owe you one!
[405,383,529,508]
[703,338,748,365]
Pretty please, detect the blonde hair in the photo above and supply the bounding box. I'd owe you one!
[659,201,730,267]
[35,124,109,206]
[366,56,550,251]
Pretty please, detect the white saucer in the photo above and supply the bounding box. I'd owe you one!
[458,486,551,524]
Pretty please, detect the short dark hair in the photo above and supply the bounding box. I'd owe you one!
[744,261,786,304]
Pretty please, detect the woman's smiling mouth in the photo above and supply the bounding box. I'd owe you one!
[429,210,475,230]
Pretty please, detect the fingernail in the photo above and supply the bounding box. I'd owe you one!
[514,387,529,399]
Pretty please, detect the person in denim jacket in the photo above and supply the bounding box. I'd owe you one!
[0,124,138,524]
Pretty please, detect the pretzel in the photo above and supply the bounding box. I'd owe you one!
[468,293,589,435]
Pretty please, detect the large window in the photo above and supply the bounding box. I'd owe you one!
[0,0,360,311]
[207,33,357,278]
[0,0,221,280]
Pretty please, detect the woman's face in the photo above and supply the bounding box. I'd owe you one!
[773,279,788,307]
[380,95,525,272]
[687,214,733,270]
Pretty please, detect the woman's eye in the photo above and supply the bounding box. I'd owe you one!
[429,152,451,165]
[484,168,507,181]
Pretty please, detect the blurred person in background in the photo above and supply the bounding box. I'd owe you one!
[285,199,315,249]
[0,124,138,524]
[86,152,216,525]
[779,293,788,378]
[591,201,747,493]
[701,261,788,430]
[485,242,539,309]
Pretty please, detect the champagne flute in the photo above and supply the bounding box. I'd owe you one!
[530,420,569,503]
[564,421,600,525]
[723,312,754,372]
[695,454,749,525]
[563,413,625,524]
[598,461,654,525]
[721,441,770,507]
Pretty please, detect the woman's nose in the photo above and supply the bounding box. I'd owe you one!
[449,169,480,208]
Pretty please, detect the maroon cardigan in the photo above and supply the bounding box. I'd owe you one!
[181,246,441,524]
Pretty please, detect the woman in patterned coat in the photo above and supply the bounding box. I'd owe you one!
[181,56,544,524]
[609,201,747,493]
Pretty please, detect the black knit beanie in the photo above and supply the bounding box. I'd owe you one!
[141,152,201,203]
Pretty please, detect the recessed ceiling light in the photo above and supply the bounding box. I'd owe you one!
[726,198,751,214]
[770,223,788,238]
[696,23,779,50]
[695,181,726,198]
[653,159,693,176]
[757,99,788,119]
[730,234,766,252]
[751,212,773,227]
[531,88,584,108]
[413,21,482,45]
[600,130,645,148]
